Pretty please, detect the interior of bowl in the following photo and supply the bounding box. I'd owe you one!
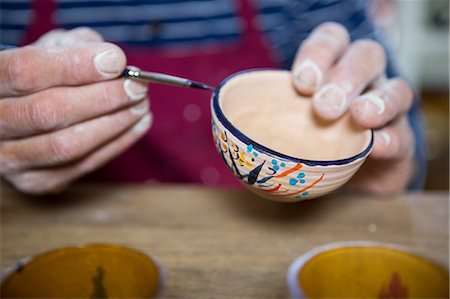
[1,244,161,298]
[290,245,449,298]
[216,70,372,162]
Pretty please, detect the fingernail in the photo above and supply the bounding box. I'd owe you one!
[355,94,385,116]
[314,84,348,119]
[124,79,148,101]
[94,49,123,76]
[377,131,391,146]
[133,113,152,133]
[293,59,322,89]
[130,100,149,115]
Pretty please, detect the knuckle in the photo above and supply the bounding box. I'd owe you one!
[7,47,40,94]
[381,129,401,155]
[6,173,40,194]
[71,27,103,41]
[100,80,122,108]
[0,144,22,174]
[399,117,414,150]
[96,79,127,111]
[302,38,335,56]
[0,149,10,174]
[6,172,67,195]
[368,182,402,196]
[353,39,386,61]
[307,22,350,50]
[26,95,59,131]
[48,133,80,163]
[390,77,414,103]
[318,22,350,40]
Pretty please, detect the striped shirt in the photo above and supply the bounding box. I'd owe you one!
[1,0,377,66]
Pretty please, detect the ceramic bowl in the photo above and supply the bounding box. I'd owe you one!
[1,244,164,298]
[211,69,373,202]
[287,241,449,299]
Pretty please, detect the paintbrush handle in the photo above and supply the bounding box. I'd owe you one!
[123,66,213,91]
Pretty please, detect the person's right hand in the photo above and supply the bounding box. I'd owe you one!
[0,28,152,194]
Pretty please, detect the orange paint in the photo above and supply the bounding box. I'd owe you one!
[379,273,409,299]
[263,184,282,192]
[273,163,302,178]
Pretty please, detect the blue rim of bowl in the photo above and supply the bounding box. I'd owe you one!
[212,68,374,166]
[285,241,450,299]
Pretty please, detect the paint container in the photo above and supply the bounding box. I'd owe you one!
[1,244,164,298]
[287,241,449,299]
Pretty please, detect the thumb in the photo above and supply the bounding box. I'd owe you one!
[33,27,104,47]
[0,42,126,97]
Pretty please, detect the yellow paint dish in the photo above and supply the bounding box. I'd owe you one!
[287,242,449,299]
[1,244,163,298]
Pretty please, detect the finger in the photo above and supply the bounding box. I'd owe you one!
[33,27,104,47]
[0,42,126,97]
[370,116,414,160]
[0,78,148,139]
[0,99,149,173]
[350,77,414,128]
[313,39,387,120]
[4,113,152,195]
[346,154,414,196]
[292,22,350,95]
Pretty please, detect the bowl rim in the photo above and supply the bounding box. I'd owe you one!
[286,241,449,299]
[212,69,374,166]
[0,243,166,298]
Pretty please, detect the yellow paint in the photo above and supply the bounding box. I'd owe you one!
[1,244,160,298]
[297,246,449,298]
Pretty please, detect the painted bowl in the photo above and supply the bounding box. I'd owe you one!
[211,69,373,202]
[287,242,449,299]
[1,244,163,298]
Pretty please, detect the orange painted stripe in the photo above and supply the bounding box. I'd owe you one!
[262,184,282,192]
[273,163,302,178]
[281,173,325,197]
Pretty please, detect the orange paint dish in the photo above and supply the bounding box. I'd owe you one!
[1,244,164,298]
[287,241,449,299]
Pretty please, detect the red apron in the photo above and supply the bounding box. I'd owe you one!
[23,0,281,187]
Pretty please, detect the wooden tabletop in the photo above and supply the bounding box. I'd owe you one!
[1,184,448,298]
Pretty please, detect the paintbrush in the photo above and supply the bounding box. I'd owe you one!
[123,66,214,91]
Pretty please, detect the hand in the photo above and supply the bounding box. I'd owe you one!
[291,22,415,195]
[0,28,152,194]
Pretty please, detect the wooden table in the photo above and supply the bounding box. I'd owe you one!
[1,185,448,298]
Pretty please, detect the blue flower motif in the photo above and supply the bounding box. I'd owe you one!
[297,173,305,179]
[289,178,298,185]
[247,144,254,152]
[280,162,286,167]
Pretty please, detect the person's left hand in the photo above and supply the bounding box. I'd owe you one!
[290,22,415,195]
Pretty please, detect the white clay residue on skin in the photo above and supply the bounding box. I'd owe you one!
[133,114,152,133]
[220,71,371,160]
